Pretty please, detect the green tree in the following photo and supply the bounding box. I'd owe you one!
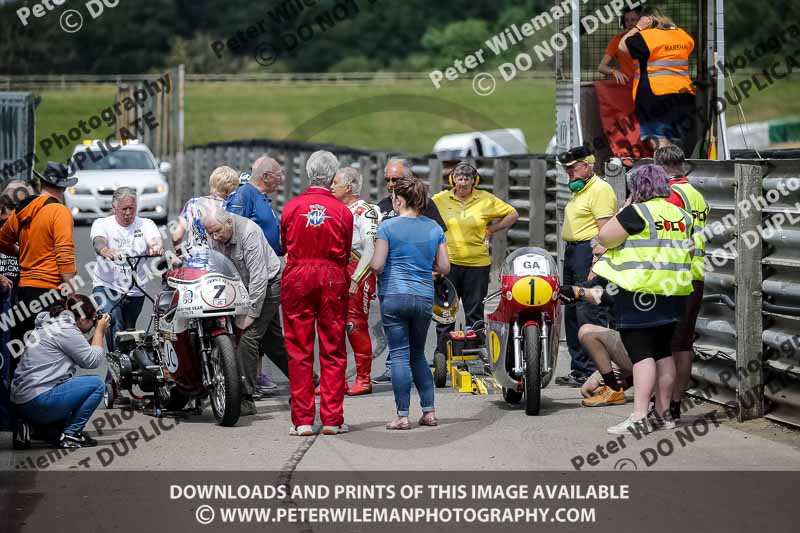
[421,19,492,68]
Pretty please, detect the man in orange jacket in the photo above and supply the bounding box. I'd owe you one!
[0,162,78,347]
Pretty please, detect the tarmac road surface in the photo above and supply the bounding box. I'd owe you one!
[1,223,799,471]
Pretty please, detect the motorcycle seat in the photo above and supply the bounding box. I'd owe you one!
[156,290,176,315]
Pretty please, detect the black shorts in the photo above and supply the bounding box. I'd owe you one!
[619,323,677,364]
[671,280,704,352]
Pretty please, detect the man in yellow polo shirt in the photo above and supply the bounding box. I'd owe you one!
[557,146,618,387]
[432,163,518,355]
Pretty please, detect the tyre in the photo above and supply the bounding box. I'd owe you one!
[166,388,189,411]
[523,324,542,415]
[104,383,115,409]
[209,335,241,426]
[502,387,523,404]
[433,352,447,388]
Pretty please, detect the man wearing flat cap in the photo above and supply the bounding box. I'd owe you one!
[555,146,618,387]
[0,162,78,345]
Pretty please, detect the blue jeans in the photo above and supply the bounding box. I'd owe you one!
[16,375,105,436]
[92,287,145,350]
[380,294,435,417]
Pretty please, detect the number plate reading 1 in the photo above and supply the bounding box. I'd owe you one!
[511,276,553,307]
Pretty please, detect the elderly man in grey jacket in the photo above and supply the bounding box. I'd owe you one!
[204,209,280,416]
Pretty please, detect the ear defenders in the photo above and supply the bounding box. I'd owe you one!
[448,163,481,188]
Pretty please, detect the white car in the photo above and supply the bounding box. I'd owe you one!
[65,140,170,225]
[433,128,528,160]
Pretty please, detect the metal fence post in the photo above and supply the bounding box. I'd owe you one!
[492,159,510,273]
[735,162,764,421]
[529,159,547,248]
[429,158,443,196]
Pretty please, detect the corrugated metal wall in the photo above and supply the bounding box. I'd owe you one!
[688,159,800,426]
[0,92,36,183]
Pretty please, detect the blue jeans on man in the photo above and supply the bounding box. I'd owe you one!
[380,294,435,417]
[15,375,105,437]
[92,286,145,350]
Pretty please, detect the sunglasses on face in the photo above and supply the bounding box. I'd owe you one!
[385,176,402,183]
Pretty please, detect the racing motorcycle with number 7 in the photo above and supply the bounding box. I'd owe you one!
[105,250,250,426]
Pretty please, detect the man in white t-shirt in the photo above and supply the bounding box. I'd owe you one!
[91,187,163,349]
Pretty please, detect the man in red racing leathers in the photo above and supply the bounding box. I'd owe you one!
[331,167,381,396]
[280,151,353,436]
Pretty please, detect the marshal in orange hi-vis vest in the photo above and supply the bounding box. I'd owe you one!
[633,28,696,99]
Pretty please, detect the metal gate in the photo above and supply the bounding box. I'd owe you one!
[0,92,37,184]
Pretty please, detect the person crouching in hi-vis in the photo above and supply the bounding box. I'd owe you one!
[331,167,381,396]
[655,145,709,421]
[592,164,694,434]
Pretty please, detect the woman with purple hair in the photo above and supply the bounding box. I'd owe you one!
[592,164,695,434]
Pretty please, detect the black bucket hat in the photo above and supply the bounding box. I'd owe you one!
[33,162,78,188]
[557,146,595,167]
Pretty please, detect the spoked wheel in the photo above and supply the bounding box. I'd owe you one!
[104,383,115,409]
[523,324,542,416]
[209,335,241,426]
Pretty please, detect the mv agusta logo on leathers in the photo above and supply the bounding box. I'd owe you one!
[302,204,332,227]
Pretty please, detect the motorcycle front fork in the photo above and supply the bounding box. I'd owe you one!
[511,320,550,380]
[194,321,213,388]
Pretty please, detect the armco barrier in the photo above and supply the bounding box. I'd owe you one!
[686,159,800,426]
[180,142,562,273]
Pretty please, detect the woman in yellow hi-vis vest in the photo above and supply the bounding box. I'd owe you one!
[592,165,694,435]
[619,6,696,152]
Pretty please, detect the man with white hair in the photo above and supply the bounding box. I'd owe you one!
[331,167,381,396]
[226,156,284,255]
[91,186,163,349]
[280,150,353,436]
[204,208,280,417]
[226,156,287,395]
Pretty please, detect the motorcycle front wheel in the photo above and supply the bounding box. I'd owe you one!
[523,324,542,416]
[209,335,242,426]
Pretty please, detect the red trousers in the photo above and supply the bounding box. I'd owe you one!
[281,263,349,427]
[346,260,376,385]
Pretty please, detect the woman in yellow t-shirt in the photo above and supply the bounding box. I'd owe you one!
[431,163,518,355]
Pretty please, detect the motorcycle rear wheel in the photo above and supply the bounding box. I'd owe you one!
[210,335,241,426]
[523,324,542,416]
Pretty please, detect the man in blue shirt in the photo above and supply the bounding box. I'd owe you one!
[226,157,283,256]
[225,156,287,395]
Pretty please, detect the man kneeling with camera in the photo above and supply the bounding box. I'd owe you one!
[11,294,111,449]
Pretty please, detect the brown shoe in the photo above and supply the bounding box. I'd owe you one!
[582,386,626,407]
[419,413,438,426]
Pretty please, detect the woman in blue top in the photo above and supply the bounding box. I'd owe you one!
[371,176,450,430]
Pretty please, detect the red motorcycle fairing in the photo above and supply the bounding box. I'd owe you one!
[168,330,205,395]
